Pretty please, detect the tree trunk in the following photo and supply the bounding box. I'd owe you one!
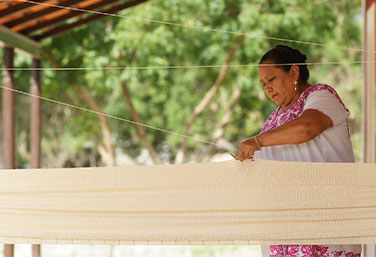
[206,85,241,157]
[176,37,244,163]
[121,82,160,164]
[73,87,116,166]
[43,50,116,166]
[211,86,241,143]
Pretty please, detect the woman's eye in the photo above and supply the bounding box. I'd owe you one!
[268,77,275,82]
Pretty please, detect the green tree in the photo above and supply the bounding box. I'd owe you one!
[1,0,363,167]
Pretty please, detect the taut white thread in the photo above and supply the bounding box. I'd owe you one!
[3,0,370,54]
[0,85,237,151]
[1,60,374,71]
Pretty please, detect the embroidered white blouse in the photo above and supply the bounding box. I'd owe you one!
[254,84,354,163]
[254,84,360,257]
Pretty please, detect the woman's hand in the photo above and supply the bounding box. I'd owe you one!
[235,110,332,162]
[237,136,261,162]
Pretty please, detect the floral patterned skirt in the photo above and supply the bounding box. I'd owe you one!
[261,245,361,257]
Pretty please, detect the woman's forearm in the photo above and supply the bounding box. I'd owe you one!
[236,110,331,161]
[257,110,331,147]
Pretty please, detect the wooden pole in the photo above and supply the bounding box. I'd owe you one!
[30,58,41,168]
[32,245,41,257]
[30,58,42,257]
[2,46,15,257]
[364,0,376,163]
[363,0,376,255]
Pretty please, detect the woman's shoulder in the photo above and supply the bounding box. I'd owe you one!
[302,83,348,112]
[302,84,337,98]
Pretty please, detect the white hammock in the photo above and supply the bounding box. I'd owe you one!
[0,159,375,245]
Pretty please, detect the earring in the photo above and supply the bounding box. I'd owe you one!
[293,81,298,91]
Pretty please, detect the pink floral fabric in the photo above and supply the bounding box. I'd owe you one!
[260,84,349,134]
[269,245,360,257]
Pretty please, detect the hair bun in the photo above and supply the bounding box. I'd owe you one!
[292,49,307,62]
[274,45,306,62]
[259,44,310,84]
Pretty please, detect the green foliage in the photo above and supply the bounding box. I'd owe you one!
[0,0,363,166]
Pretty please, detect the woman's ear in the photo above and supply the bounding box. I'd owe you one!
[290,64,300,82]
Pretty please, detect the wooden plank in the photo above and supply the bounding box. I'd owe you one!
[2,46,15,257]
[0,0,49,18]
[14,0,103,33]
[4,0,81,28]
[21,0,118,35]
[33,0,148,40]
[0,0,51,25]
[0,24,40,57]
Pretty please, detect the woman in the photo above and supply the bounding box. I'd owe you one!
[237,45,361,257]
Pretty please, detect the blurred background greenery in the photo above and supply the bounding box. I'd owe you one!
[0,0,363,168]
[1,245,262,257]
[0,0,363,255]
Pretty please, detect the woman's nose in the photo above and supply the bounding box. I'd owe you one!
[264,83,272,92]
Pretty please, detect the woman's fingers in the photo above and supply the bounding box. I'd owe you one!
[236,136,263,161]
[238,150,245,161]
[238,144,256,161]
[237,149,253,162]
[244,151,253,161]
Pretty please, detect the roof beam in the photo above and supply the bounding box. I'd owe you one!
[33,0,148,41]
[5,0,79,28]
[0,25,41,57]
[0,0,47,17]
[21,0,119,35]
[0,0,49,18]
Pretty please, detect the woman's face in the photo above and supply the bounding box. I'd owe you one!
[258,62,298,108]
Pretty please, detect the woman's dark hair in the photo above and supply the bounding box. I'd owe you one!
[259,45,310,85]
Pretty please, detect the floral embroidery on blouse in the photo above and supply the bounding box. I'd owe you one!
[260,84,349,134]
[268,245,360,257]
